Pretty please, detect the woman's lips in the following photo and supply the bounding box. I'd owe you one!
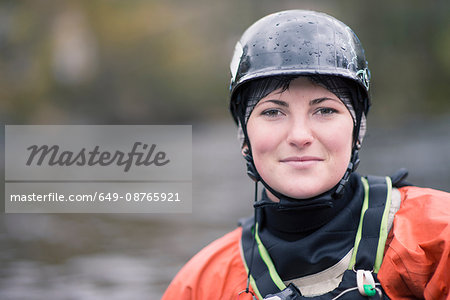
[280,156,323,168]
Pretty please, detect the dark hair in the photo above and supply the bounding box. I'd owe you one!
[238,75,362,122]
[240,75,299,104]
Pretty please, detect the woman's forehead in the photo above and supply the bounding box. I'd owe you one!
[258,77,341,102]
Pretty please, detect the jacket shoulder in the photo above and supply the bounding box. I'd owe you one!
[162,227,249,300]
[399,185,450,202]
[379,186,450,299]
[394,185,450,249]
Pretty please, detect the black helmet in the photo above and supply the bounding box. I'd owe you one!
[229,10,370,124]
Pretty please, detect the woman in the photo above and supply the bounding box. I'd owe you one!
[163,10,450,300]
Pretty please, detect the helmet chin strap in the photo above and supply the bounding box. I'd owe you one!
[335,148,360,195]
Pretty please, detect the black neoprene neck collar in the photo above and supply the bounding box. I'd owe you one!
[258,173,358,241]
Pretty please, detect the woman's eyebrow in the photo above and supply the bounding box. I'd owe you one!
[309,97,340,105]
[258,99,289,107]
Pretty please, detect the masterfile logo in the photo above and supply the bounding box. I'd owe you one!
[26,142,170,172]
[4,125,192,213]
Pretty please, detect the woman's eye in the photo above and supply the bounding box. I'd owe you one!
[261,109,282,117]
[315,107,338,115]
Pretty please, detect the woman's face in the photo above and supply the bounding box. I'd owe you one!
[246,77,354,201]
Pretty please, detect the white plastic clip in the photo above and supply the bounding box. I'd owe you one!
[356,270,376,297]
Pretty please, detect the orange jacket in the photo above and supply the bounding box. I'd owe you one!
[162,186,450,300]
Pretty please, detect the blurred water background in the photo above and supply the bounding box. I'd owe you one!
[1,1,449,299]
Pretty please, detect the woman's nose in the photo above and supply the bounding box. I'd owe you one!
[286,118,314,148]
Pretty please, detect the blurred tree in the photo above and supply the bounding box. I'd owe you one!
[0,0,449,124]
